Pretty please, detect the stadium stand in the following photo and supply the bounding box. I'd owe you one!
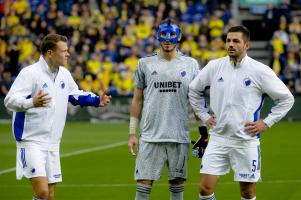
[0,0,300,97]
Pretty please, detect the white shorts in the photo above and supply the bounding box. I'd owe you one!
[16,146,62,183]
[135,141,189,181]
[200,136,261,182]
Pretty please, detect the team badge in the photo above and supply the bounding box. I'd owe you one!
[42,83,48,89]
[180,70,186,77]
[60,81,65,89]
[243,78,251,87]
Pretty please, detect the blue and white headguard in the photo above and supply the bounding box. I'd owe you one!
[157,21,181,44]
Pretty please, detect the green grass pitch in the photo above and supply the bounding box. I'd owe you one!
[0,121,301,199]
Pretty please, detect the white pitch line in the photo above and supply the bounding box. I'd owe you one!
[0,167,16,175]
[0,141,127,175]
[1,179,301,188]
[60,141,127,158]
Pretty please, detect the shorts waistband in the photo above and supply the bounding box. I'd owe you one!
[16,142,60,151]
[210,135,260,147]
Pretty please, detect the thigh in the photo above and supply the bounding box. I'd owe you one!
[166,143,189,181]
[135,141,167,181]
[200,140,231,175]
[46,151,62,183]
[16,146,47,180]
[230,145,261,182]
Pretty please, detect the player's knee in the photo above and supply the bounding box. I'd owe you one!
[240,182,256,199]
[241,190,256,199]
[48,190,55,200]
[137,179,153,185]
[169,178,185,185]
[48,184,56,198]
[34,188,49,199]
[199,182,214,196]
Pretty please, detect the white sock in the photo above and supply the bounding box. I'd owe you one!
[199,193,216,200]
[169,184,184,200]
[135,183,151,200]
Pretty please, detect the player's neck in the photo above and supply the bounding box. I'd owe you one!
[45,57,59,73]
[230,52,246,66]
[160,50,177,61]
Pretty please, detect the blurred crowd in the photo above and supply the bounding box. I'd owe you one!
[264,1,301,93]
[0,0,300,97]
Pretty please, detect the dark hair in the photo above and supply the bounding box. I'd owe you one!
[159,18,181,28]
[40,33,68,55]
[227,25,250,42]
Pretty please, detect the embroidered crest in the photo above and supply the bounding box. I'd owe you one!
[180,70,186,77]
[60,81,65,89]
[244,78,251,87]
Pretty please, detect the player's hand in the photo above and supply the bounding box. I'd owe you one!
[244,120,268,137]
[33,90,52,107]
[128,134,138,156]
[191,126,209,158]
[206,115,217,128]
[99,89,112,107]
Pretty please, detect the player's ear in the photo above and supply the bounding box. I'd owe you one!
[178,32,182,42]
[47,49,53,56]
[245,41,250,50]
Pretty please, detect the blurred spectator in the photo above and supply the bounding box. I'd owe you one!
[7,41,20,77]
[270,51,285,76]
[208,10,224,39]
[1,0,299,95]
[286,48,300,79]
[0,70,13,97]
[277,0,291,23]
[136,18,152,41]
[262,2,278,40]
[86,51,102,75]
[13,0,29,15]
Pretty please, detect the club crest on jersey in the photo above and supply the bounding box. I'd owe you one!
[42,83,48,89]
[180,70,186,77]
[243,78,251,87]
[60,81,65,89]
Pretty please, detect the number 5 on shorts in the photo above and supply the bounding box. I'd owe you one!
[251,160,257,172]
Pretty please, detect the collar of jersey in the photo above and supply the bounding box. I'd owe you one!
[229,54,248,68]
[39,56,59,76]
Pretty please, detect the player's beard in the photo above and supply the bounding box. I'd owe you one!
[227,48,240,60]
[160,43,177,53]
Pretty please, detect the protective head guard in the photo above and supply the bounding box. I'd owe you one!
[157,20,181,44]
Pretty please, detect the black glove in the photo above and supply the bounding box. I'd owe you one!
[191,126,208,158]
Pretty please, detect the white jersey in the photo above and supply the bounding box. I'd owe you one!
[189,55,294,140]
[134,52,199,143]
[4,56,100,150]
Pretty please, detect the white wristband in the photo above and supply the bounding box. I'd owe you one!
[129,116,139,135]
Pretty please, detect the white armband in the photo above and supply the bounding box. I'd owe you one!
[129,116,139,135]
